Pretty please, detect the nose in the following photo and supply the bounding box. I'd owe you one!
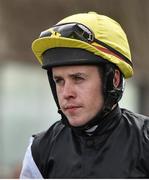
[62,81,76,100]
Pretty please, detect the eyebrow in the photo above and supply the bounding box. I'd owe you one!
[70,72,87,77]
[53,72,88,79]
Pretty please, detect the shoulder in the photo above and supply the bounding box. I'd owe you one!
[121,108,149,131]
[121,108,149,151]
[32,120,66,146]
[30,120,66,176]
[122,109,149,174]
[20,137,43,179]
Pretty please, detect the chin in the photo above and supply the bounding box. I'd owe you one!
[68,117,89,127]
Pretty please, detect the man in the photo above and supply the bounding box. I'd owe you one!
[20,12,149,178]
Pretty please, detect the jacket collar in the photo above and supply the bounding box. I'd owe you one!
[71,105,122,136]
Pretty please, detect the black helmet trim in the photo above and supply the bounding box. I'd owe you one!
[42,47,106,69]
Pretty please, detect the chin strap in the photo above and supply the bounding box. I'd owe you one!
[101,63,124,115]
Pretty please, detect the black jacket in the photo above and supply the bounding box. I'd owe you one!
[31,106,149,178]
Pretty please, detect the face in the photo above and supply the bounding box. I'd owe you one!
[52,65,104,127]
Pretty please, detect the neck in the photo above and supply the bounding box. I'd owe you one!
[61,104,121,136]
[72,104,121,136]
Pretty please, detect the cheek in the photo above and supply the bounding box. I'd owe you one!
[79,84,103,106]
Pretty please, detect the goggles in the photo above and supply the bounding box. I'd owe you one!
[40,23,132,68]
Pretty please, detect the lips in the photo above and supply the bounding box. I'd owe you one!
[63,105,82,113]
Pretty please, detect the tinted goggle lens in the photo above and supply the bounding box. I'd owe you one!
[40,23,94,43]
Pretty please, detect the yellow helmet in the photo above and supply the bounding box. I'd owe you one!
[32,12,133,79]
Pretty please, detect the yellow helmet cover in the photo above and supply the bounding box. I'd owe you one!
[32,12,133,78]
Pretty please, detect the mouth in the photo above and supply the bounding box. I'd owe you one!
[63,105,82,113]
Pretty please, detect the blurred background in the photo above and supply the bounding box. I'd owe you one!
[0,0,149,178]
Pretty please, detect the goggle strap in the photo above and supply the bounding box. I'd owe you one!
[94,38,132,67]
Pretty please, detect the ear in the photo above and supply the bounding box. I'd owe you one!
[113,69,121,88]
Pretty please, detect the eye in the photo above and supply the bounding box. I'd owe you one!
[73,75,85,83]
[54,77,64,86]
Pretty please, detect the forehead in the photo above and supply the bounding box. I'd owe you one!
[52,65,99,76]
